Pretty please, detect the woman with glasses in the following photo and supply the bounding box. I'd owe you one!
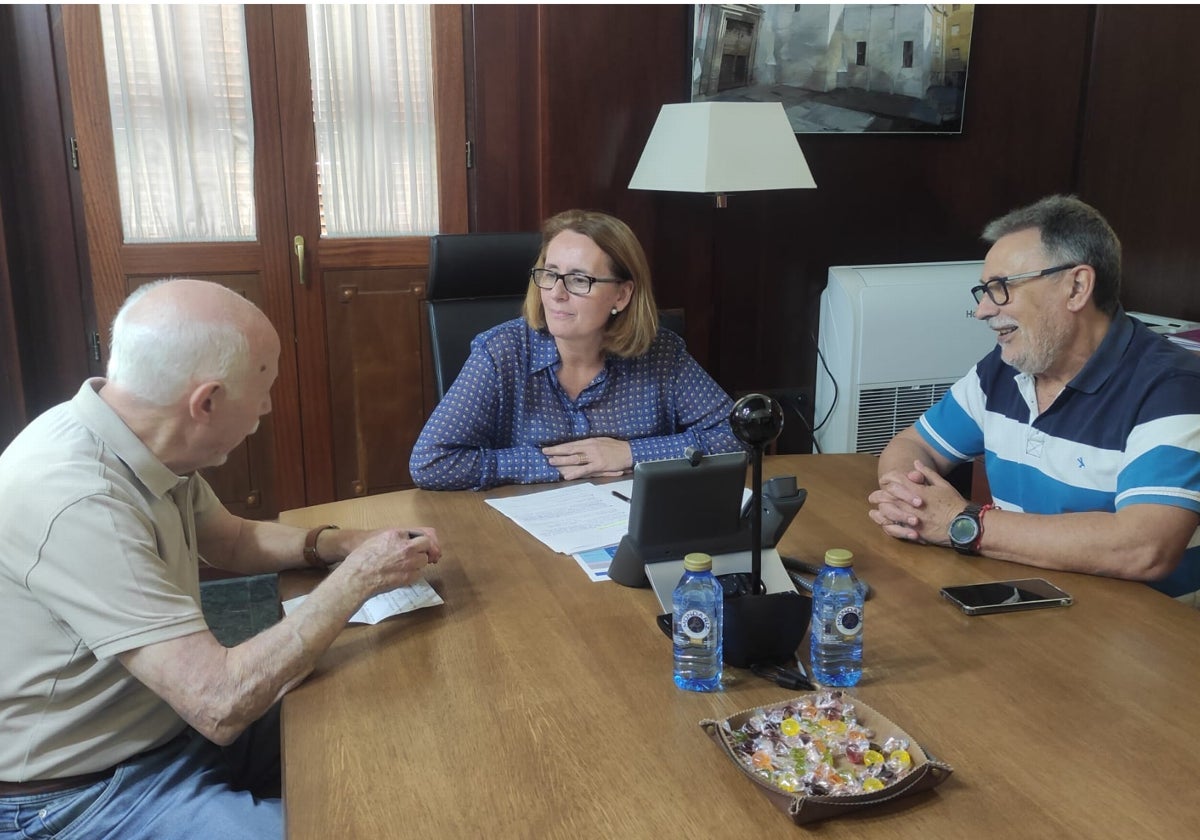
[410,209,743,490]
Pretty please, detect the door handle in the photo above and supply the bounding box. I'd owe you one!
[293,235,306,285]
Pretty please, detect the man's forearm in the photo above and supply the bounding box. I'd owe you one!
[978,505,1194,582]
[217,564,370,732]
[127,560,378,746]
[877,427,942,479]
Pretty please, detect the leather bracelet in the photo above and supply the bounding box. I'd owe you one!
[303,524,340,568]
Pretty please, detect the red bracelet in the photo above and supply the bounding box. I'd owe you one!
[973,503,997,553]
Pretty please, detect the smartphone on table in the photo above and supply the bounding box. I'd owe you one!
[940,578,1073,615]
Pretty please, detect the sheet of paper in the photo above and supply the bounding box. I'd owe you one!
[485,482,630,554]
[572,544,619,582]
[282,578,444,626]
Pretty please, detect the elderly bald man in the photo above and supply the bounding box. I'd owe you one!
[0,279,441,839]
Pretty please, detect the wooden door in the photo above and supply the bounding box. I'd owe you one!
[64,5,466,515]
[271,6,466,501]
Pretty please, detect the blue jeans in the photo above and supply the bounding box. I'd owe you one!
[0,707,281,840]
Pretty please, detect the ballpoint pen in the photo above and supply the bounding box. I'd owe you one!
[612,490,631,503]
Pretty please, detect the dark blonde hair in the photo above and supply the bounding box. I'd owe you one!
[522,209,659,357]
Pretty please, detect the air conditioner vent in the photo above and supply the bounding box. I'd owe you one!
[813,260,994,454]
[855,382,952,454]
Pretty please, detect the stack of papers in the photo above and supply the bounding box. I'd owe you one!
[486,481,634,581]
[485,481,632,554]
[485,480,755,583]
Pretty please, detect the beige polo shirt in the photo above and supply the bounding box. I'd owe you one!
[0,379,217,781]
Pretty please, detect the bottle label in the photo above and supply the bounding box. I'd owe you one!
[834,605,863,637]
[679,608,713,642]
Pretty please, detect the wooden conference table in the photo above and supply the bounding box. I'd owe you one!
[278,454,1200,839]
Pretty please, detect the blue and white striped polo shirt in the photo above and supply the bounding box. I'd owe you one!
[916,309,1200,599]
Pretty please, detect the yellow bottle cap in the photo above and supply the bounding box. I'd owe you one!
[683,552,713,572]
[824,548,853,567]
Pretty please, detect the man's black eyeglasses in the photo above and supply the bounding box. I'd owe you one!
[530,268,624,296]
[970,263,1079,306]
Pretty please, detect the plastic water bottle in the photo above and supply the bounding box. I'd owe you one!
[672,552,723,692]
[810,548,864,687]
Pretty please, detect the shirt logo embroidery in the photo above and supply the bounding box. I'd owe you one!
[1077,457,1086,469]
[1025,429,1044,458]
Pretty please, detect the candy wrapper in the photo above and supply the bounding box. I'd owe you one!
[701,691,952,825]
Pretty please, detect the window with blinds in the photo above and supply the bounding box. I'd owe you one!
[101,4,256,243]
[99,4,440,244]
[307,4,440,237]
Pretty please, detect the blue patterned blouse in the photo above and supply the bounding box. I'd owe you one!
[409,318,745,490]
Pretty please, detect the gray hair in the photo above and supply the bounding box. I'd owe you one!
[106,279,251,406]
[982,194,1122,316]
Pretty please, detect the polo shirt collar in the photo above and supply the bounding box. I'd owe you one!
[1069,306,1132,395]
[71,378,186,499]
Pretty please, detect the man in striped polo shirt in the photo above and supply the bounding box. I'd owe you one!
[868,195,1200,605]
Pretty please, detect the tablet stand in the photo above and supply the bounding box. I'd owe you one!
[607,476,807,588]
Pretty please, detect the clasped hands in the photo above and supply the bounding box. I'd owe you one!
[542,437,633,481]
[868,460,966,546]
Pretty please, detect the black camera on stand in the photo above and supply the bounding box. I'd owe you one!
[723,394,811,667]
[609,394,811,667]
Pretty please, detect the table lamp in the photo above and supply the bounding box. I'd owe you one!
[628,102,816,206]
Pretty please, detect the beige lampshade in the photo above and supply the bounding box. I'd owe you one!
[628,102,816,195]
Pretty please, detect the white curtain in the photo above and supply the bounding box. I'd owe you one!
[307,4,440,237]
[101,5,256,243]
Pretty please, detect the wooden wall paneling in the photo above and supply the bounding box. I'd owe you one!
[1076,5,1200,323]
[467,4,544,233]
[3,5,94,417]
[699,4,1094,450]
[0,9,27,447]
[324,269,429,499]
[0,192,26,447]
[432,5,469,235]
[49,5,101,383]
[532,5,713,358]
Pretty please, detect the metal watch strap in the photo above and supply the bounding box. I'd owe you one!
[303,524,340,568]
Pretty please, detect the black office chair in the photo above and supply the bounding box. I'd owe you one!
[426,232,543,399]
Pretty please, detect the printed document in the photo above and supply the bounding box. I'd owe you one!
[282,578,444,625]
[485,482,630,555]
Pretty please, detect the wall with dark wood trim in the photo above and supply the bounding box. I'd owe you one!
[1076,5,1200,322]
[470,4,1193,453]
[0,5,97,437]
[5,5,1200,459]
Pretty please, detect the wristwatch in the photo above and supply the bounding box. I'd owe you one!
[303,524,340,568]
[948,503,987,555]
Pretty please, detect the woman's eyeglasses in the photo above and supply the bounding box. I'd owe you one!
[530,268,624,296]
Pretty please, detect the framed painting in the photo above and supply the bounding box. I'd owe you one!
[691,4,975,134]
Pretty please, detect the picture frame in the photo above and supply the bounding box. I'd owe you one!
[691,4,975,134]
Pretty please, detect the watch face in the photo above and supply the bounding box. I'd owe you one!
[949,514,980,546]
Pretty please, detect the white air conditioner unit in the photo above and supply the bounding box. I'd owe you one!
[813,261,996,454]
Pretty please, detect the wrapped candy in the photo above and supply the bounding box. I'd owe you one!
[727,691,915,798]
